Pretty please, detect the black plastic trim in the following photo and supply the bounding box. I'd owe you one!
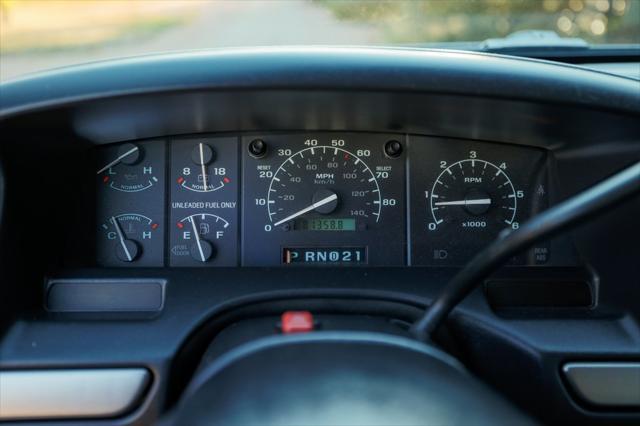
[1,47,639,120]
[486,280,593,309]
[45,279,166,313]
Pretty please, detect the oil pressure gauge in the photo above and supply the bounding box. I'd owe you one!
[96,143,159,192]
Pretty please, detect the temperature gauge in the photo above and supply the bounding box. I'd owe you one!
[97,213,163,266]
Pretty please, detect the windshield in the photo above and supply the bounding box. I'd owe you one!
[1,0,638,81]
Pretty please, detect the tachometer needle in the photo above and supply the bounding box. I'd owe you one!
[190,215,206,262]
[273,194,338,227]
[97,146,139,174]
[199,143,208,192]
[111,216,132,261]
[434,198,491,206]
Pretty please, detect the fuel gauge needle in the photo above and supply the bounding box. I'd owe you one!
[199,143,208,192]
[97,146,139,174]
[111,216,132,261]
[190,216,206,262]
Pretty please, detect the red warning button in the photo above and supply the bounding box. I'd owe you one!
[281,311,314,334]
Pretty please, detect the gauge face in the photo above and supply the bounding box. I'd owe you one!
[97,143,159,193]
[169,137,239,267]
[242,134,406,267]
[172,213,230,263]
[409,138,550,267]
[429,159,518,230]
[176,142,231,192]
[267,146,381,228]
[95,141,166,267]
[98,213,160,264]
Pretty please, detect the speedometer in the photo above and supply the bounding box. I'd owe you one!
[267,146,381,229]
[242,133,406,266]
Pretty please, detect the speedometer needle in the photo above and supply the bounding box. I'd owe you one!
[273,194,338,227]
[434,198,491,206]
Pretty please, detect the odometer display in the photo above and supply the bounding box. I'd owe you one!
[295,218,356,231]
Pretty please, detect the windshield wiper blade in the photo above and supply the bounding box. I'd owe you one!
[481,30,589,52]
[412,30,640,63]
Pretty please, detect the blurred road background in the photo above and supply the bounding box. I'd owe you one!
[1,0,638,81]
[0,0,380,81]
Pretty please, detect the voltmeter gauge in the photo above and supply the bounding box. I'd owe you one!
[96,143,159,193]
[176,142,231,192]
[97,213,162,265]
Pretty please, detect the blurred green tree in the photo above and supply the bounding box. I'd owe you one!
[315,0,639,44]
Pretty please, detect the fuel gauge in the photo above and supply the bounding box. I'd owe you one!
[170,213,236,266]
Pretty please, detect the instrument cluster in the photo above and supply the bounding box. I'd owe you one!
[95,133,549,267]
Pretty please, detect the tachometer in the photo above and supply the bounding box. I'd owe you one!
[429,159,519,231]
[409,137,549,266]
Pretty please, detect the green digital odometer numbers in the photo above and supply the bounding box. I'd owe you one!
[296,218,356,231]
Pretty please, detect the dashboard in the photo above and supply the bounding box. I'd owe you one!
[96,133,548,267]
[0,48,639,425]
